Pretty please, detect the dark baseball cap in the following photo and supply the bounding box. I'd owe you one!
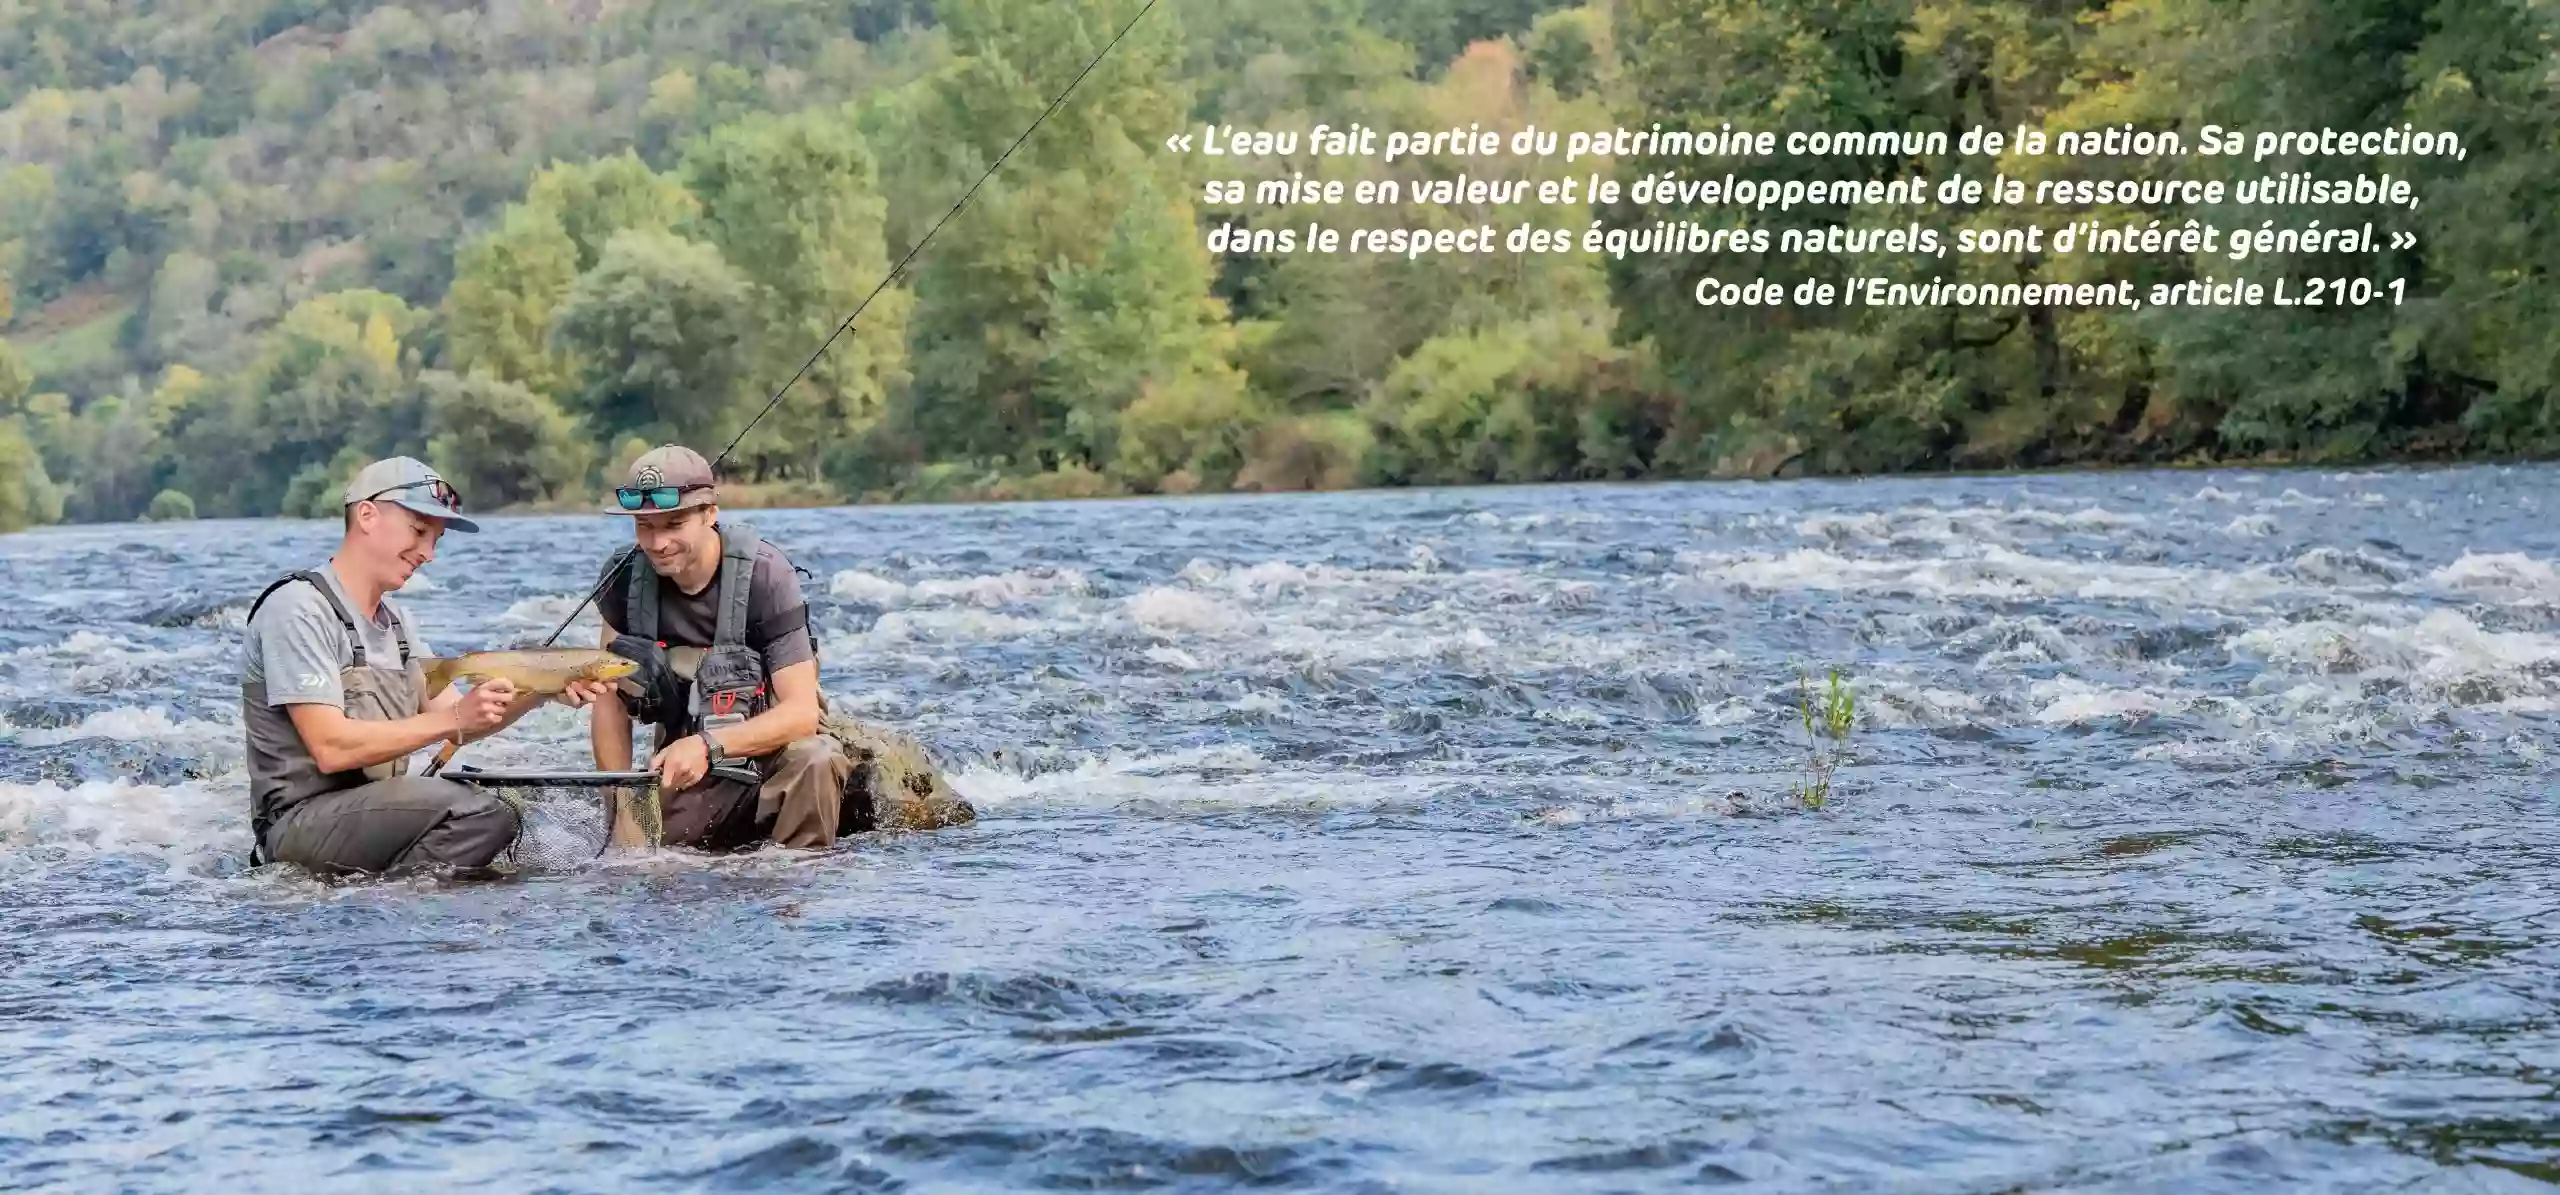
[606,444,718,514]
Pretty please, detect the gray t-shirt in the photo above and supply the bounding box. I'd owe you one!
[241,565,430,708]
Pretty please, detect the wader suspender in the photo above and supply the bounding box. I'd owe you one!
[712,525,761,652]
[705,525,764,724]
[624,549,659,644]
[618,525,766,733]
[242,570,414,867]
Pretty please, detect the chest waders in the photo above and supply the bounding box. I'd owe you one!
[612,522,789,752]
[240,571,427,868]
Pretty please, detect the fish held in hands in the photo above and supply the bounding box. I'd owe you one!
[423,649,638,699]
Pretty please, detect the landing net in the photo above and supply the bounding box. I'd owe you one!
[440,768,663,872]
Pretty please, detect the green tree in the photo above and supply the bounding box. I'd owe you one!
[0,276,26,419]
[143,488,194,521]
[129,249,224,374]
[1113,369,1266,490]
[894,0,1191,468]
[2027,0,2423,462]
[1609,0,2095,475]
[1369,0,1579,77]
[527,152,703,274]
[166,291,423,516]
[1039,172,1247,472]
[422,369,598,507]
[1521,3,1613,99]
[444,154,700,398]
[82,364,197,520]
[1235,40,1616,409]
[0,416,64,532]
[443,204,583,396]
[547,228,756,450]
[281,444,376,520]
[0,339,29,417]
[1361,309,1657,485]
[677,106,910,482]
[1173,0,1413,121]
[2410,0,2560,450]
[17,362,198,522]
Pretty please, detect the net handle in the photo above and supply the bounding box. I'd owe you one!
[444,767,659,787]
[443,765,758,787]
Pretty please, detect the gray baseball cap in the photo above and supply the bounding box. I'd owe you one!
[343,456,480,532]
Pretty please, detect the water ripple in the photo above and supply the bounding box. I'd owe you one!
[3,469,2558,1189]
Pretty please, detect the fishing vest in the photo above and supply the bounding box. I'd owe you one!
[606,522,779,750]
[240,571,428,866]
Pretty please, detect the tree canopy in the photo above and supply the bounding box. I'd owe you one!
[0,0,2552,531]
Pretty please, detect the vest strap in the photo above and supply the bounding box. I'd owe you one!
[615,530,757,646]
[712,522,761,648]
[624,548,659,642]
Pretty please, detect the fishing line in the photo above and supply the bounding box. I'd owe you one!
[536,0,1166,649]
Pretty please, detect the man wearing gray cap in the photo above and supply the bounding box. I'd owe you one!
[588,444,853,851]
[238,456,606,876]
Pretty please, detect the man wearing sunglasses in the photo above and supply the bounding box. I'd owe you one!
[239,456,608,876]
[587,445,853,851]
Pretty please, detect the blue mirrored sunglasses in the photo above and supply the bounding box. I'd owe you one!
[616,484,710,511]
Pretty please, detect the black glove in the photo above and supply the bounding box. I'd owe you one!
[606,635,684,725]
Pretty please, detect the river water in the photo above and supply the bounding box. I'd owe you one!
[2,468,2555,1192]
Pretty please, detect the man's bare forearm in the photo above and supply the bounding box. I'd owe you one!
[591,680,635,769]
[591,626,634,768]
[704,698,819,763]
[291,705,459,774]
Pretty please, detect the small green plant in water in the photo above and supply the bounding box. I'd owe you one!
[1794,666,1856,809]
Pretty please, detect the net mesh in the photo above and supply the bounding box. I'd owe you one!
[443,775,662,872]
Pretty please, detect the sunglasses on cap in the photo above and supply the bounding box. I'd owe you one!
[615,484,712,511]
[364,478,464,513]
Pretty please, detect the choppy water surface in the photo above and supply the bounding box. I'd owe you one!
[4,468,2558,1192]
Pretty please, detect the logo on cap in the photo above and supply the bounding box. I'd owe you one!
[635,464,665,489]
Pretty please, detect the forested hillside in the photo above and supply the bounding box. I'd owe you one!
[0,0,2552,530]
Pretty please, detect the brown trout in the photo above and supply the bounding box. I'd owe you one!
[423,649,638,698]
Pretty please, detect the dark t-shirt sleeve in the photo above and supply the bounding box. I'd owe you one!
[750,546,816,674]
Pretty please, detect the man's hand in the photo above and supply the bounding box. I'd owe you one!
[450,679,517,738]
[650,734,711,792]
[559,679,612,709]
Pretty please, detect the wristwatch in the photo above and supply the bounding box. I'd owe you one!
[699,732,727,767]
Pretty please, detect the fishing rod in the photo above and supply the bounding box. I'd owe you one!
[535,0,1166,650]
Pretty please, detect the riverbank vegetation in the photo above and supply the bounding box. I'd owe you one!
[2,0,2554,531]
